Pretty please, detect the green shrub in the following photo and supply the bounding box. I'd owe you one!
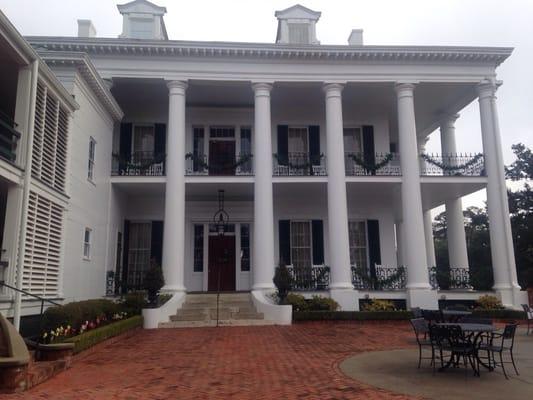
[286,293,308,311]
[65,315,142,354]
[144,259,165,305]
[120,291,147,315]
[43,299,120,333]
[273,262,293,304]
[307,295,339,311]
[476,295,504,310]
[293,310,413,321]
[362,299,396,312]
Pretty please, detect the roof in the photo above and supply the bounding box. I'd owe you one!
[26,36,513,67]
[38,51,123,121]
[117,0,167,15]
[275,4,321,20]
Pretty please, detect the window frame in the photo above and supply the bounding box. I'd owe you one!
[348,220,370,270]
[289,220,313,269]
[87,137,96,182]
[287,126,309,155]
[83,227,92,260]
[131,124,156,156]
[343,127,364,154]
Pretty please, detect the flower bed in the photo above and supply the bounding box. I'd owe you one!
[64,315,143,354]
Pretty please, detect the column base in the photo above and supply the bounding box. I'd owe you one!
[160,284,186,294]
[329,288,359,311]
[406,287,438,310]
[494,285,528,309]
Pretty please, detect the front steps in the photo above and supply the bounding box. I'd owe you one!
[159,292,276,328]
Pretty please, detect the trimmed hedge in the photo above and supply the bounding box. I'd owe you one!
[65,315,143,354]
[293,309,527,322]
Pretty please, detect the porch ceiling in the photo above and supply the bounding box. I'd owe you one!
[421,179,487,210]
[185,182,253,201]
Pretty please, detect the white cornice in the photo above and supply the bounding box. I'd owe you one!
[38,51,123,121]
[26,36,513,67]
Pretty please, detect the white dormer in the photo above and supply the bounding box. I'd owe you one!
[117,0,168,40]
[275,4,321,45]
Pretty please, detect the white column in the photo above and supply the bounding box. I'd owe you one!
[323,83,356,311]
[423,210,436,268]
[440,115,469,271]
[477,81,522,307]
[161,80,188,293]
[252,83,275,290]
[395,83,437,309]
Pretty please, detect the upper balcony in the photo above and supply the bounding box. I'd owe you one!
[0,111,21,164]
[185,152,253,176]
[419,153,485,177]
[112,151,165,176]
[273,152,327,176]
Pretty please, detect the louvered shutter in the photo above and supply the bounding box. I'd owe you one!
[150,221,164,267]
[119,123,132,170]
[277,125,289,166]
[22,191,63,298]
[362,126,375,173]
[31,82,46,179]
[121,220,130,294]
[311,220,324,265]
[367,220,381,279]
[278,220,291,265]
[308,126,320,170]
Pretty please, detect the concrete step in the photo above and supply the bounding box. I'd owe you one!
[232,312,264,320]
[159,319,277,329]
[170,313,208,322]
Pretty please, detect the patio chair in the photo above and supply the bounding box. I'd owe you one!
[461,317,493,325]
[521,304,532,335]
[430,324,478,377]
[422,309,444,324]
[480,323,519,379]
[411,307,423,318]
[410,318,433,368]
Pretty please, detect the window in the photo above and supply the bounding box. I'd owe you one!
[288,23,310,44]
[83,228,92,259]
[290,221,312,269]
[348,221,368,270]
[127,222,152,289]
[343,128,363,154]
[132,125,155,155]
[210,127,235,138]
[288,127,308,154]
[240,224,250,271]
[193,224,204,272]
[88,137,96,181]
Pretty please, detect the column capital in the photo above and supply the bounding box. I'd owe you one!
[439,113,460,130]
[477,79,500,100]
[252,82,273,96]
[322,82,344,97]
[395,82,416,98]
[167,80,188,95]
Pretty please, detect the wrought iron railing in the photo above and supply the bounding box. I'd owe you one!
[273,152,327,176]
[112,151,165,176]
[286,266,330,291]
[431,266,472,290]
[420,153,485,176]
[345,152,401,176]
[428,267,439,290]
[185,153,253,176]
[351,265,406,290]
[0,111,21,163]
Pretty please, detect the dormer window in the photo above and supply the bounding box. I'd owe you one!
[117,0,168,40]
[275,4,321,45]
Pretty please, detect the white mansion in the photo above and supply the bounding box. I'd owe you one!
[0,1,527,327]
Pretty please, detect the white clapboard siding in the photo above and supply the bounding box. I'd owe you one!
[22,191,63,298]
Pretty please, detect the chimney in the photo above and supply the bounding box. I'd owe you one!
[348,29,363,46]
[78,19,96,38]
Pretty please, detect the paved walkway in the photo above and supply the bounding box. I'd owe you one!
[8,322,414,400]
[340,328,533,399]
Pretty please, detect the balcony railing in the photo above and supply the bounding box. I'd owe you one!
[185,153,253,176]
[352,265,407,290]
[345,152,401,176]
[0,111,21,163]
[286,266,330,291]
[420,153,485,176]
[429,266,473,290]
[273,152,327,176]
[112,151,165,176]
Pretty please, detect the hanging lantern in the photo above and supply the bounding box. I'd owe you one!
[213,190,229,236]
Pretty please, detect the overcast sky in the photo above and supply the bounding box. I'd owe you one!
[1,0,531,211]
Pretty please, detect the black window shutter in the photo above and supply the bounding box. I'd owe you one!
[279,220,291,265]
[277,125,289,165]
[121,220,130,294]
[367,220,381,279]
[308,125,320,170]
[154,123,166,156]
[362,125,375,173]
[119,123,133,167]
[311,220,324,265]
[150,221,164,267]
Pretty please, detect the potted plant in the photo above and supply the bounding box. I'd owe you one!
[273,261,292,305]
[143,258,165,306]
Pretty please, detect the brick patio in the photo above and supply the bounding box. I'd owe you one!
[7,322,415,399]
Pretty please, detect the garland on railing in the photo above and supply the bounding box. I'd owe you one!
[351,266,406,289]
[348,153,393,173]
[273,153,324,170]
[113,153,165,170]
[185,153,253,171]
[420,153,483,171]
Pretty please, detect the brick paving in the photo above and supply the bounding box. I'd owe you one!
[8,322,416,399]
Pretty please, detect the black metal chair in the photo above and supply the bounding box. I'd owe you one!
[410,318,433,368]
[461,317,493,325]
[430,324,479,377]
[480,323,519,379]
[521,304,532,335]
[411,307,423,318]
[422,309,444,324]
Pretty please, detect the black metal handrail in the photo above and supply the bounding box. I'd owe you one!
[273,152,327,176]
[345,152,401,176]
[286,266,330,291]
[0,111,21,163]
[420,153,485,176]
[351,265,406,290]
[185,153,253,176]
[112,151,166,176]
[431,267,472,290]
[0,281,62,341]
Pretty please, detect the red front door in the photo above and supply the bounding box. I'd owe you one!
[209,141,235,175]
[208,235,236,291]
